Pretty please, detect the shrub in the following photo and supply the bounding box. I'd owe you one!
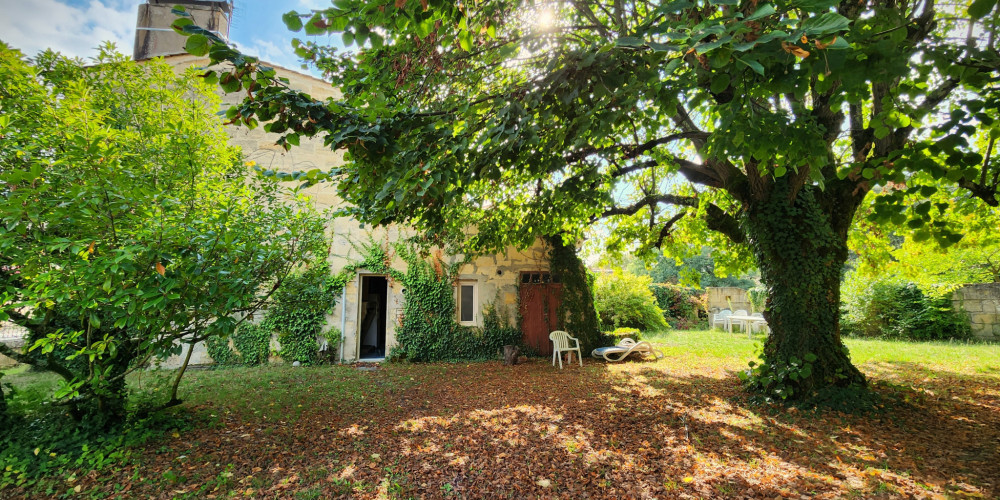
[604,327,642,343]
[650,284,707,329]
[593,271,669,332]
[841,277,971,341]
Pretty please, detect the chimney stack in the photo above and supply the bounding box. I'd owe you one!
[133,0,232,61]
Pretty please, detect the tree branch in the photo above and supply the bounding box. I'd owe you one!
[705,204,746,244]
[602,193,698,218]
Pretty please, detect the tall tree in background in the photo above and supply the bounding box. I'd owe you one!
[181,0,999,400]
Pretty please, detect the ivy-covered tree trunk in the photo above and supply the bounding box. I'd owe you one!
[743,179,867,400]
[547,236,603,352]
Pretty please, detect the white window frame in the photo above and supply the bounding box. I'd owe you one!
[455,280,480,326]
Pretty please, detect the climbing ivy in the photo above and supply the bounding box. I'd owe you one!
[206,261,340,366]
[330,241,524,362]
[268,264,340,364]
[547,237,604,352]
[205,322,271,367]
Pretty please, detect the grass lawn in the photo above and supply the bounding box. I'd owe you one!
[3,330,999,498]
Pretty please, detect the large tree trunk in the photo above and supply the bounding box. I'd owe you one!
[743,179,867,399]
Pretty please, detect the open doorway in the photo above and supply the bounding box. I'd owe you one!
[358,275,388,360]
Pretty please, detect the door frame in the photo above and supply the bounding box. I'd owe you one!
[356,272,389,360]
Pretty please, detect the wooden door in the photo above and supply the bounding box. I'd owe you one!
[519,271,563,356]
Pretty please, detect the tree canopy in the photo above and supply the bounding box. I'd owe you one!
[180,0,999,401]
[0,45,327,421]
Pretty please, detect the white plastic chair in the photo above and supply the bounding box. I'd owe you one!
[712,309,732,330]
[729,309,750,333]
[549,330,582,369]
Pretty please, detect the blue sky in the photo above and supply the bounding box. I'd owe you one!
[0,0,343,75]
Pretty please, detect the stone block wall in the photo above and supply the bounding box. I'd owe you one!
[951,283,1000,341]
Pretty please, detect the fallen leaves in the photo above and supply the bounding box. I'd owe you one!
[32,356,1000,499]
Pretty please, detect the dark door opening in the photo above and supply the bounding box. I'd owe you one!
[519,271,563,356]
[359,275,388,359]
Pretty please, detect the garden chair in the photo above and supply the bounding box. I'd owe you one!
[748,312,768,337]
[729,309,750,333]
[591,338,664,362]
[712,309,732,330]
[549,330,583,369]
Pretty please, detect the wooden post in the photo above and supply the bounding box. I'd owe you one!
[503,345,519,366]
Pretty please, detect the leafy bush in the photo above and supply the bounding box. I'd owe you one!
[841,277,971,341]
[604,327,642,343]
[593,270,669,331]
[0,379,192,491]
[650,284,707,329]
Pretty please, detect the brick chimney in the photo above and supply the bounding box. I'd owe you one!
[133,0,232,61]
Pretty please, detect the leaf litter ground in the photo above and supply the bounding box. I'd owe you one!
[18,333,1000,499]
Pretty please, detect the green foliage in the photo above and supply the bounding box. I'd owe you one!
[0,387,192,490]
[593,270,669,332]
[269,265,339,364]
[628,250,757,289]
[746,286,768,313]
[603,327,642,344]
[740,352,819,401]
[650,284,706,330]
[841,275,972,342]
[0,44,326,420]
[548,237,603,352]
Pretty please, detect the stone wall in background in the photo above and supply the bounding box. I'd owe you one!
[706,287,752,313]
[705,287,752,327]
[952,283,1000,341]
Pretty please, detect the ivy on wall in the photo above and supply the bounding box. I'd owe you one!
[329,241,525,362]
[207,262,341,366]
[547,236,604,352]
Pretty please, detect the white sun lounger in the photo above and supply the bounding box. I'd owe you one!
[591,338,664,362]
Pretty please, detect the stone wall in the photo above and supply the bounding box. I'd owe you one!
[706,287,752,313]
[705,287,753,327]
[951,283,1000,341]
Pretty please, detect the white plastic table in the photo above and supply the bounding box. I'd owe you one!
[727,314,766,337]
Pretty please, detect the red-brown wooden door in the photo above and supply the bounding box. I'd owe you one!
[519,271,563,356]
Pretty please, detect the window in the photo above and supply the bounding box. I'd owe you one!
[456,281,478,325]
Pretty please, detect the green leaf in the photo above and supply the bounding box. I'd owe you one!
[343,31,355,46]
[286,133,301,147]
[790,0,840,12]
[969,0,998,19]
[773,165,787,177]
[304,14,326,35]
[616,36,644,48]
[710,73,731,94]
[745,4,777,21]
[648,42,677,53]
[800,12,851,36]
[184,34,210,57]
[282,11,303,32]
[459,31,473,51]
[171,17,193,34]
[735,57,765,75]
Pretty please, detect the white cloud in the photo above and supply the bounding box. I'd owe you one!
[0,0,141,60]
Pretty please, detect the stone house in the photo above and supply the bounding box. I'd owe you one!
[135,0,564,363]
